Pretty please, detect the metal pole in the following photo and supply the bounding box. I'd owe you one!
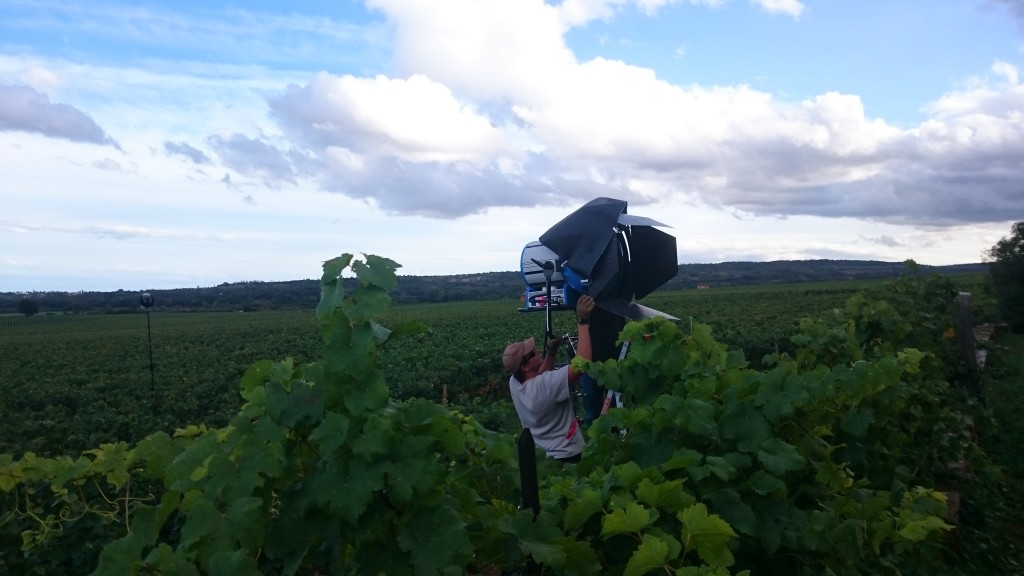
[140,292,156,410]
[532,258,556,355]
[146,309,155,401]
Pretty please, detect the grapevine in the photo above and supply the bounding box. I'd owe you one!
[0,254,976,574]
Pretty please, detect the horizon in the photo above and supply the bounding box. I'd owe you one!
[0,256,988,295]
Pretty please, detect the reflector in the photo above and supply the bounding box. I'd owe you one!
[522,197,679,320]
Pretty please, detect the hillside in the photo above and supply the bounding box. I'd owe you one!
[0,259,988,314]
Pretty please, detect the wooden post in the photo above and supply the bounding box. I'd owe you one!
[957,292,981,397]
[517,429,542,574]
[518,429,540,518]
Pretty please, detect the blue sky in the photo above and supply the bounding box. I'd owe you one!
[1,0,1023,292]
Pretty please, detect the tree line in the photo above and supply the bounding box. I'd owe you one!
[1,259,989,315]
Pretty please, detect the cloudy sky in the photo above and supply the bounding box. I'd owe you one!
[2,0,1023,292]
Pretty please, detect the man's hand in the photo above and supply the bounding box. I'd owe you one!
[576,295,596,323]
[546,335,564,353]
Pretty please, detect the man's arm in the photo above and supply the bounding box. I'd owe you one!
[540,338,559,374]
[567,295,595,383]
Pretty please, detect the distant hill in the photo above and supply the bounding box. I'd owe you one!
[0,260,988,315]
[660,260,988,291]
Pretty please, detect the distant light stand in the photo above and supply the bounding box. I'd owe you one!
[139,293,155,407]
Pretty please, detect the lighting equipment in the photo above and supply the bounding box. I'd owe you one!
[518,197,679,321]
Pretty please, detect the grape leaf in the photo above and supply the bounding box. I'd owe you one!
[679,503,737,567]
[564,489,603,532]
[602,502,657,538]
[624,534,670,576]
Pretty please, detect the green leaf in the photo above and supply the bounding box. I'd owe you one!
[310,411,351,455]
[756,438,806,476]
[305,459,385,524]
[635,478,695,513]
[132,431,178,477]
[142,543,201,575]
[353,254,401,289]
[179,493,228,551]
[347,287,392,323]
[556,538,602,575]
[602,502,657,538]
[321,254,354,283]
[94,536,145,576]
[0,454,17,492]
[624,534,670,576]
[276,381,325,429]
[709,490,758,537]
[719,403,772,452]
[209,549,260,576]
[226,496,265,550]
[382,318,430,344]
[262,508,334,575]
[239,360,274,396]
[384,438,445,505]
[705,456,738,481]
[397,504,472,575]
[680,398,719,438]
[500,510,565,565]
[662,448,703,472]
[748,470,787,497]
[351,412,397,458]
[84,441,133,489]
[612,461,644,489]
[679,503,737,567]
[564,489,604,532]
[317,254,353,319]
[897,516,950,542]
[522,539,566,566]
[840,406,875,437]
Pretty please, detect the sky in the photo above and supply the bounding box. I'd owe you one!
[1,0,1023,292]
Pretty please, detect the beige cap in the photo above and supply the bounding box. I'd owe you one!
[502,337,535,373]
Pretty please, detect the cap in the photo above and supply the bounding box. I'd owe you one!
[502,337,535,374]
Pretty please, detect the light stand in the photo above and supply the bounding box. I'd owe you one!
[531,258,557,353]
[140,293,155,409]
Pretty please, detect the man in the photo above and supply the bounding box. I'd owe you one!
[503,294,596,463]
[579,305,626,427]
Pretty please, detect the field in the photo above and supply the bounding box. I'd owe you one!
[0,274,989,458]
[3,259,1020,575]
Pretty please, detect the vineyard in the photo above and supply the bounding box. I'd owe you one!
[0,255,1018,574]
[0,280,891,457]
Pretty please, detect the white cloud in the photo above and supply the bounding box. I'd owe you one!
[199,0,1024,227]
[92,158,124,171]
[272,73,514,165]
[368,0,576,105]
[993,59,1020,85]
[0,221,232,241]
[557,0,725,26]
[750,0,805,18]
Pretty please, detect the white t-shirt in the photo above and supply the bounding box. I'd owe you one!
[509,366,583,460]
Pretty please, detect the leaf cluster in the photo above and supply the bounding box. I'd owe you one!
[986,221,1024,332]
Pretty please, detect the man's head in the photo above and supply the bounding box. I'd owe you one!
[503,337,536,377]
